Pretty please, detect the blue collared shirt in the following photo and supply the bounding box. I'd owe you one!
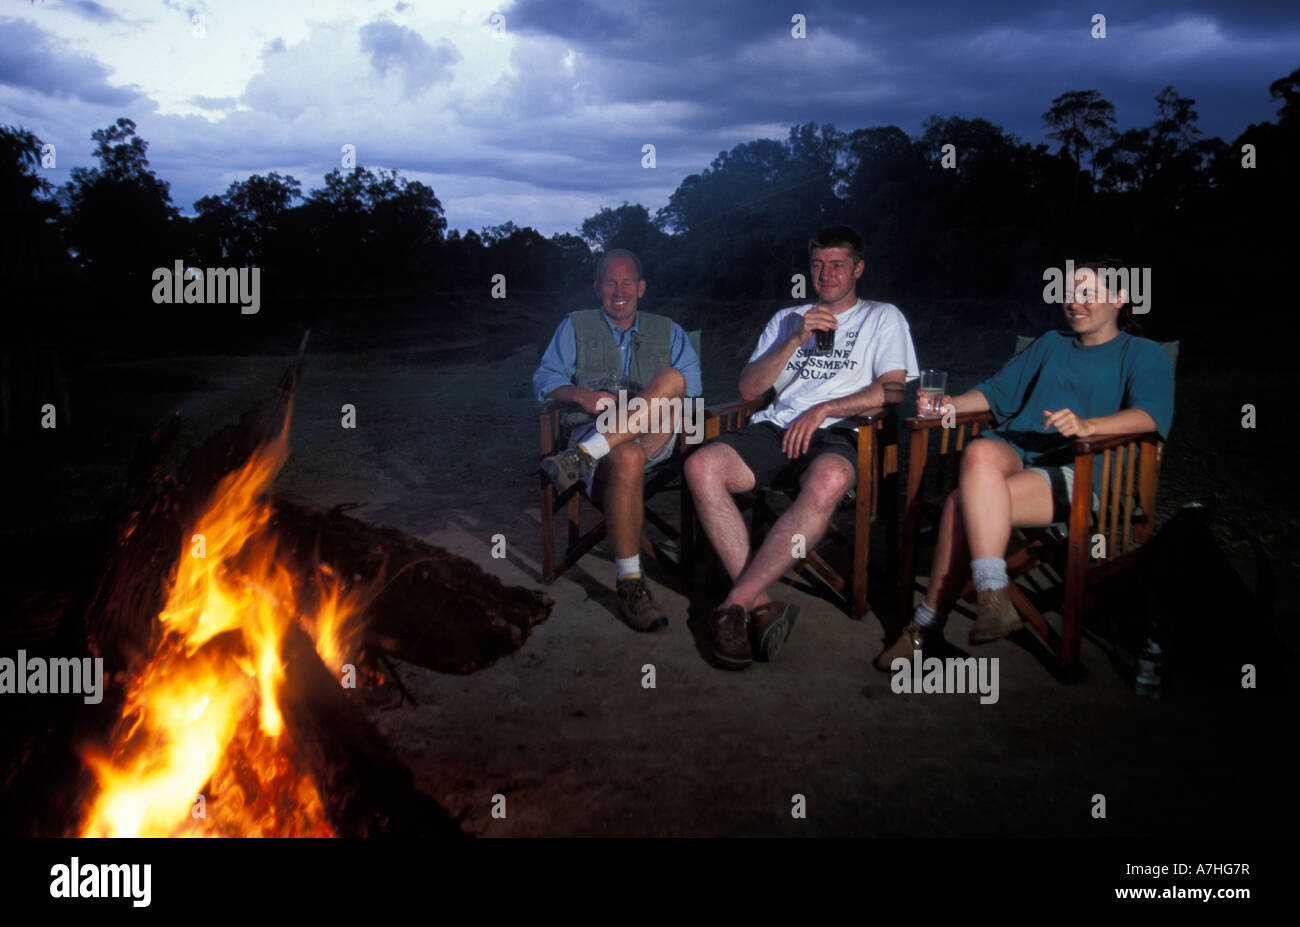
[533,309,702,401]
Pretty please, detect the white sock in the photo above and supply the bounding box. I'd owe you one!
[616,556,641,581]
[914,601,942,629]
[971,556,1008,594]
[578,432,611,460]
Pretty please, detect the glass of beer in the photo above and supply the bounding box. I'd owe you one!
[918,369,947,419]
[814,328,835,355]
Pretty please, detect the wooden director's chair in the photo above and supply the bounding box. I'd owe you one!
[898,336,1179,675]
[537,332,701,587]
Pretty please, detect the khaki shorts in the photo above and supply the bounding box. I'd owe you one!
[569,422,679,498]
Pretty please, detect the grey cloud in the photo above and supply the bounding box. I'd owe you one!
[0,19,143,106]
[60,0,125,24]
[359,20,461,97]
[62,1,127,24]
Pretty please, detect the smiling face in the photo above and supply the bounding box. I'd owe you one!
[1067,267,1126,345]
[594,255,646,329]
[809,246,864,311]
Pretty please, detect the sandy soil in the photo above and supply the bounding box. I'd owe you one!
[33,299,1297,837]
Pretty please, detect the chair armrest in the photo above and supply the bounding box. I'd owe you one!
[538,399,582,418]
[539,399,590,455]
[846,401,901,427]
[1069,432,1162,455]
[703,394,770,419]
[903,410,995,431]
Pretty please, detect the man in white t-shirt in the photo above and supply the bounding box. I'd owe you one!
[684,225,919,669]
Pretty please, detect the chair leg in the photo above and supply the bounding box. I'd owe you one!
[541,477,556,583]
[898,432,930,626]
[1060,455,1095,672]
[567,491,581,548]
[852,487,870,620]
[681,477,696,593]
[849,424,876,619]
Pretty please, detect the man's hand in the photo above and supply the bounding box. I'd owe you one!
[782,405,830,458]
[583,390,618,416]
[795,305,839,344]
[1042,408,1096,438]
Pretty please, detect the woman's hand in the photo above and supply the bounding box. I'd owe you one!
[1042,408,1096,438]
[916,393,954,417]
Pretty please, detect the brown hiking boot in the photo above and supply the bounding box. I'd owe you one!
[616,576,668,632]
[539,446,596,494]
[970,587,1024,644]
[710,604,752,669]
[873,622,927,671]
[749,600,798,661]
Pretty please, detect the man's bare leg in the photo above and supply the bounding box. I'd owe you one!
[593,442,648,560]
[684,442,758,586]
[597,366,686,451]
[723,454,855,611]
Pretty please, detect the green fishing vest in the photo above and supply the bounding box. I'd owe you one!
[568,309,674,396]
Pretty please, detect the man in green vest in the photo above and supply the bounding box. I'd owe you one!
[535,249,703,632]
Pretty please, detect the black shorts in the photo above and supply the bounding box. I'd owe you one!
[708,421,858,491]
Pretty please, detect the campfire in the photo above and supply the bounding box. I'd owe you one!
[0,337,553,838]
[79,397,367,836]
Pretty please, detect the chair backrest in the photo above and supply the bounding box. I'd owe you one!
[1013,334,1179,371]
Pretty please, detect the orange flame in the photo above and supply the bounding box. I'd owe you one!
[79,401,368,837]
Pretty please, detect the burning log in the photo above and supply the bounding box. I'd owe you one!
[277,622,461,836]
[269,494,551,674]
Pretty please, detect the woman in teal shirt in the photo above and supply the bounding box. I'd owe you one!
[875,259,1175,669]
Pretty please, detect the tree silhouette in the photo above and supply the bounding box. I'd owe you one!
[1268,67,1300,124]
[0,125,64,286]
[580,203,663,255]
[59,118,177,290]
[193,172,302,265]
[1042,90,1117,183]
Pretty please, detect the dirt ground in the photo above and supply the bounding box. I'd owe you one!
[31,304,1298,838]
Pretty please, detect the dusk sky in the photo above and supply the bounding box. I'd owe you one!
[2,0,1296,236]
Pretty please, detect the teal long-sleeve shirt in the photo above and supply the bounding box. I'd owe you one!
[973,331,1175,497]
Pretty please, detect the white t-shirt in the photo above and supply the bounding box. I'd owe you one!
[748,299,920,429]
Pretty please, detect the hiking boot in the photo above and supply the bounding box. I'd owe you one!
[709,604,752,669]
[873,622,927,671]
[970,587,1024,644]
[616,576,668,632]
[539,446,597,494]
[750,600,798,661]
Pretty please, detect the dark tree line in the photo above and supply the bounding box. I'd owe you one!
[1,67,1296,347]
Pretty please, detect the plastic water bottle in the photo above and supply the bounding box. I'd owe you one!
[1136,638,1163,699]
